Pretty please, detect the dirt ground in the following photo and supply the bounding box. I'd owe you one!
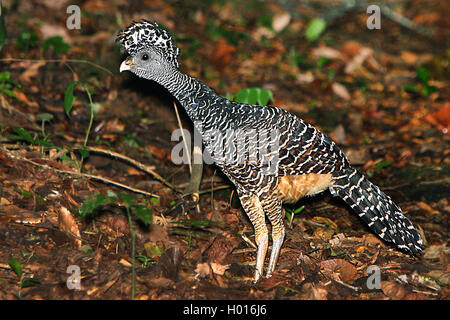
[0,0,448,300]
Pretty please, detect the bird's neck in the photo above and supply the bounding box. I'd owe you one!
[152,69,223,124]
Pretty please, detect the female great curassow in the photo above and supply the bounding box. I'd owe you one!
[116,20,424,282]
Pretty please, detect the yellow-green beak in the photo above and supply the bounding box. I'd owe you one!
[120,56,135,72]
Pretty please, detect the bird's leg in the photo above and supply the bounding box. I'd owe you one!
[239,194,268,283]
[262,197,285,278]
[254,230,268,283]
[267,229,285,278]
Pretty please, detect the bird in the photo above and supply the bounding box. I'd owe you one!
[116,20,424,282]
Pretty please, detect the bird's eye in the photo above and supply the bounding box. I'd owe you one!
[142,53,149,61]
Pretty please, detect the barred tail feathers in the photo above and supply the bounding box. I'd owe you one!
[330,168,423,255]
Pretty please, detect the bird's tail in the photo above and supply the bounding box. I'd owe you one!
[329,168,424,255]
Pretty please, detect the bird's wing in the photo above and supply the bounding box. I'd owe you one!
[231,105,350,177]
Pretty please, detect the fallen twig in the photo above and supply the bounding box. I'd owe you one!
[198,184,233,195]
[82,146,180,192]
[240,233,257,249]
[2,148,159,198]
[0,58,113,76]
[172,101,203,213]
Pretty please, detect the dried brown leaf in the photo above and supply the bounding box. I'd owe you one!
[259,274,285,291]
[401,51,418,64]
[423,244,448,261]
[19,61,46,83]
[272,12,291,32]
[12,89,39,108]
[143,277,174,289]
[195,262,212,278]
[381,280,407,299]
[210,39,236,70]
[425,103,450,134]
[210,262,230,275]
[40,23,72,43]
[311,46,345,61]
[205,236,240,264]
[345,48,373,74]
[329,124,346,144]
[301,283,328,300]
[340,41,363,57]
[58,206,82,249]
[146,224,169,248]
[320,259,357,282]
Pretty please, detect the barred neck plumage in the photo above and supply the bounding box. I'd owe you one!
[152,69,223,125]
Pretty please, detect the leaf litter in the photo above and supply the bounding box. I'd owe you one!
[0,0,448,300]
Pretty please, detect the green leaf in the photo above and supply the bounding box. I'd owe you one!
[118,193,134,207]
[416,67,430,84]
[78,193,114,217]
[256,15,273,30]
[285,210,291,222]
[20,277,40,288]
[34,138,53,147]
[258,88,273,106]
[0,71,10,81]
[144,242,163,258]
[2,88,16,98]
[234,88,274,106]
[64,81,82,117]
[150,197,160,204]
[422,85,437,96]
[43,36,70,54]
[235,88,250,104]
[8,257,22,278]
[294,205,305,214]
[19,187,32,198]
[12,127,34,143]
[367,160,393,177]
[305,18,326,41]
[16,25,38,51]
[78,145,90,160]
[248,88,258,104]
[317,56,331,68]
[37,113,54,122]
[134,205,152,226]
[403,84,418,93]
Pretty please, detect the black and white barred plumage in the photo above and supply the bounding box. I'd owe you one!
[117,20,423,280]
[330,168,423,254]
[117,19,180,68]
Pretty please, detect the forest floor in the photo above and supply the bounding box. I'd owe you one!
[0,0,448,300]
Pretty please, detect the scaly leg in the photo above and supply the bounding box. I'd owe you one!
[262,197,285,278]
[239,193,268,283]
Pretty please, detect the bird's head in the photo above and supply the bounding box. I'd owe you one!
[116,20,180,79]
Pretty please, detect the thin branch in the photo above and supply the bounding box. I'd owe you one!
[0,58,114,76]
[331,278,361,292]
[240,233,257,249]
[380,5,435,38]
[198,184,232,195]
[83,146,180,192]
[3,148,159,198]
[172,100,203,213]
[172,101,192,174]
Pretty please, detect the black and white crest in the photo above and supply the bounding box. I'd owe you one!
[116,19,180,68]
